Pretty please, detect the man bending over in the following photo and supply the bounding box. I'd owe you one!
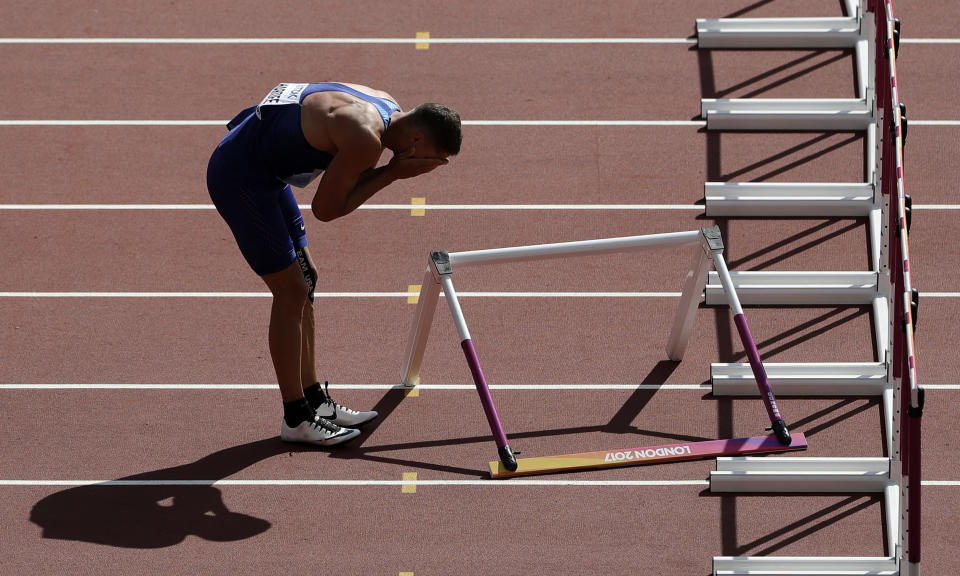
[207,82,461,446]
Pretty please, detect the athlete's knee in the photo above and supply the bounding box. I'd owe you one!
[263,264,310,309]
[276,276,309,302]
[301,294,317,319]
[271,287,309,322]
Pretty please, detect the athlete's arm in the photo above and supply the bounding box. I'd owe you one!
[310,118,448,222]
[310,117,385,222]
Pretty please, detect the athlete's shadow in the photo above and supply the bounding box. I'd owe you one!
[30,437,308,548]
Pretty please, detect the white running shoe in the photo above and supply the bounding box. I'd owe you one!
[313,382,378,427]
[280,415,360,446]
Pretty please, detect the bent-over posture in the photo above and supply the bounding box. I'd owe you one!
[207,82,461,445]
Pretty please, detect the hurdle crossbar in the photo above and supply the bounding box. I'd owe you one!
[400,226,794,472]
[400,229,705,391]
[447,229,701,267]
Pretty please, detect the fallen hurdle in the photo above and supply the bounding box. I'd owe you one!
[400,226,799,475]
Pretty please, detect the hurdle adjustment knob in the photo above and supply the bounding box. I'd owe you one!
[498,445,519,471]
[770,419,792,446]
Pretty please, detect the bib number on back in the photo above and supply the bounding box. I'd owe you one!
[256,83,309,118]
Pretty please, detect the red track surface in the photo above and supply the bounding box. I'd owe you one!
[1,1,958,574]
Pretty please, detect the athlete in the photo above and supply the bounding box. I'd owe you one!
[206,82,461,446]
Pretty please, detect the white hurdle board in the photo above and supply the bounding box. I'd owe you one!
[704,271,879,306]
[704,182,876,217]
[712,556,898,576]
[701,98,873,131]
[711,361,888,396]
[697,17,861,49]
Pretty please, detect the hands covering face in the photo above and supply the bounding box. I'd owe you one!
[387,146,449,180]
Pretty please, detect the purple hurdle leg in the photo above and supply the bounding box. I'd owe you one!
[439,274,518,470]
[461,339,510,447]
[713,252,792,445]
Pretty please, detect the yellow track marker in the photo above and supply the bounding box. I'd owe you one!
[410,197,426,216]
[400,573,415,576]
[402,472,418,493]
[404,386,419,397]
[407,284,421,304]
[415,32,430,50]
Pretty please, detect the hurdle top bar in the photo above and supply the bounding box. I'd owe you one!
[447,230,704,268]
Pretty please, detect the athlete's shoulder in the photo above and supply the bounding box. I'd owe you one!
[326,111,382,160]
[336,82,401,108]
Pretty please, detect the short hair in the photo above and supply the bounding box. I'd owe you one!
[410,103,462,155]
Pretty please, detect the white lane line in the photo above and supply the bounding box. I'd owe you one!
[0,120,708,127]
[464,120,705,126]
[0,120,225,126]
[0,479,709,487]
[2,291,959,299]
[2,203,959,211]
[0,383,710,390]
[0,37,697,45]
[0,37,956,45]
[0,203,703,211]
[0,119,954,127]
[0,204,218,209]
[911,120,960,126]
[0,291,684,298]
[4,383,954,391]
[0,478,955,487]
[359,204,704,210]
[900,39,960,44]
[0,37,957,46]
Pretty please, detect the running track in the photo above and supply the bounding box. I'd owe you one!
[1,1,958,574]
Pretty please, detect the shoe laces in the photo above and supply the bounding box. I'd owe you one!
[321,381,360,415]
[310,413,342,433]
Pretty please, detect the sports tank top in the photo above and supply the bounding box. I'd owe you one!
[225,83,401,188]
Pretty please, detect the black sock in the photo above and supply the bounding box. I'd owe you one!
[303,382,327,410]
[283,398,314,428]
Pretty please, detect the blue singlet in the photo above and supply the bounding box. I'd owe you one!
[206,83,400,276]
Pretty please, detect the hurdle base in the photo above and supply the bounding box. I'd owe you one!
[488,433,807,478]
[498,444,518,471]
[770,419,792,446]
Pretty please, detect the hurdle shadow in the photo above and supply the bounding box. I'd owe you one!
[605,360,712,442]
[711,494,881,557]
[716,50,851,100]
[327,361,707,477]
[335,425,611,478]
[731,133,862,183]
[343,387,408,450]
[694,46,863,184]
[787,397,881,439]
[29,437,310,548]
[693,13,856,100]
[326,386,496,476]
[725,219,862,270]
[696,130,863,186]
[720,0,776,19]
[715,306,870,363]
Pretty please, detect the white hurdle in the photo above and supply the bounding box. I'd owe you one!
[695,0,923,574]
[400,228,706,389]
[401,226,795,471]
